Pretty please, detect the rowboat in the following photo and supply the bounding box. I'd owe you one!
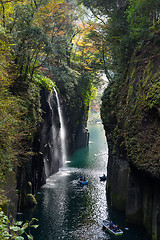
[103,220,123,236]
[78,178,88,185]
[99,175,107,181]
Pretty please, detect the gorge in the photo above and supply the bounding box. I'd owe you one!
[1,1,160,240]
[18,123,150,240]
[101,36,160,240]
[16,85,89,210]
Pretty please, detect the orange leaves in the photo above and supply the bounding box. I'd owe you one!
[34,0,71,38]
[72,21,106,70]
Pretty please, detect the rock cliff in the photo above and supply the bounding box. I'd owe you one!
[101,35,160,240]
[53,66,90,155]
[16,82,89,210]
[16,88,60,209]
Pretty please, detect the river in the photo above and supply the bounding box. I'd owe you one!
[19,124,150,240]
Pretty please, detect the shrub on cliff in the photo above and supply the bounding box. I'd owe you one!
[0,209,38,240]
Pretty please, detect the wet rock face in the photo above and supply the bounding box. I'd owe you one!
[127,173,160,240]
[39,89,62,177]
[1,171,18,220]
[74,126,89,150]
[16,87,89,210]
[101,36,160,240]
[102,108,160,240]
[65,108,89,155]
[107,151,160,240]
[17,89,61,210]
[107,155,129,211]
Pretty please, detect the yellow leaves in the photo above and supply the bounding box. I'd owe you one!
[34,0,68,25]
[0,1,14,26]
[84,66,92,71]
[56,0,65,3]
[78,41,92,47]
[72,19,112,72]
[0,27,12,89]
[73,27,99,67]
[33,0,72,40]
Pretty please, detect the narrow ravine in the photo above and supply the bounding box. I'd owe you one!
[18,124,149,240]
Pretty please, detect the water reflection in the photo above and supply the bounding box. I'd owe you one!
[18,124,149,240]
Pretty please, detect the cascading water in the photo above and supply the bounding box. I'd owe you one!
[41,87,67,179]
[44,91,61,177]
[53,87,67,165]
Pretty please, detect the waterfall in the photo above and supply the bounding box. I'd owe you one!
[40,87,67,179]
[53,88,67,165]
[45,91,60,177]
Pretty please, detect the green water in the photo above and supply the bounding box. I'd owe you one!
[18,124,150,240]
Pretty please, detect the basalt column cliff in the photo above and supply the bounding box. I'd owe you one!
[101,36,160,240]
[16,80,89,210]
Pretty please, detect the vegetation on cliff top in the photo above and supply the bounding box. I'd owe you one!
[86,0,160,177]
[1,0,160,237]
[79,0,160,177]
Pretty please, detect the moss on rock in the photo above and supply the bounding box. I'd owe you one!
[101,36,160,179]
[0,202,8,215]
[25,194,37,208]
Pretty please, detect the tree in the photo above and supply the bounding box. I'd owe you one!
[126,0,160,40]
[34,0,80,67]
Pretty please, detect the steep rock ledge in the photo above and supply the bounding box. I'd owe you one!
[106,148,160,240]
[16,83,89,210]
[59,94,89,155]
[101,35,160,240]
[17,88,61,210]
[54,69,90,155]
[4,67,90,214]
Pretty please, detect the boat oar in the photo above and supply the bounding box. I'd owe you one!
[120,226,129,230]
[112,222,129,231]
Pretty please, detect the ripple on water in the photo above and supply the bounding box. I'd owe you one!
[18,124,150,240]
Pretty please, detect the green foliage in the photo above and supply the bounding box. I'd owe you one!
[0,91,22,175]
[79,0,127,15]
[0,210,10,239]
[79,0,135,79]
[146,78,160,109]
[107,11,133,73]
[33,74,55,91]
[0,0,104,211]
[101,36,160,177]
[54,63,96,111]
[0,24,12,89]
[126,0,159,41]
[0,79,43,178]
[0,209,38,240]
[25,194,37,207]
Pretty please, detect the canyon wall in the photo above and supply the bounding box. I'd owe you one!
[101,35,160,240]
[16,85,89,210]
[16,89,60,210]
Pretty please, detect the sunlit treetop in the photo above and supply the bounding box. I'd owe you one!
[72,20,111,72]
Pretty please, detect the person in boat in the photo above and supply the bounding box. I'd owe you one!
[100,174,106,181]
[80,176,86,182]
[109,221,114,229]
[115,224,119,232]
